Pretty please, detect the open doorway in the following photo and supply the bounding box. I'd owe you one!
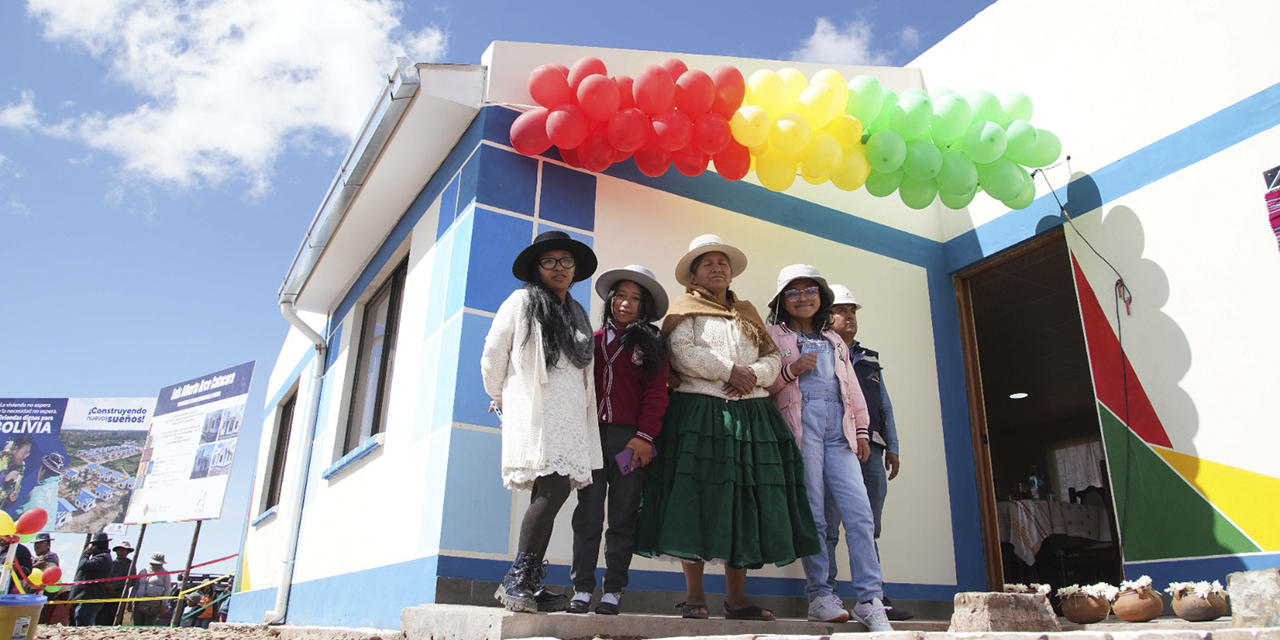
[955,229,1124,591]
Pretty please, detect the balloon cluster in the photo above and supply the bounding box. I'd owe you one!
[0,509,63,593]
[510,56,750,178]
[509,58,1061,211]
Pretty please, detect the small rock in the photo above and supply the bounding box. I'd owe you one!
[948,592,1062,633]
[1229,568,1280,627]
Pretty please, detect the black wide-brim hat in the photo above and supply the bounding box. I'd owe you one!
[511,230,598,283]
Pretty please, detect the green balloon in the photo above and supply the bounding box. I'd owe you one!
[1003,120,1038,164]
[940,187,978,209]
[930,93,972,146]
[1003,168,1037,209]
[846,75,884,124]
[890,94,934,140]
[1024,128,1062,168]
[899,175,938,210]
[1000,92,1034,123]
[961,121,1007,164]
[44,584,62,593]
[865,129,907,173]
[976,158,1023,201]
[966,90,1001,123]
[864,169,904,197]
[937,150,978,195]
[868,89,898,133]
[903,139,943,180]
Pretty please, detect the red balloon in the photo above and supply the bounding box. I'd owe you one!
[633,147,671,177]
[567,56,608,91]
[614,150,633,164]
[672,145,709,177]
[651,108,692,152]
[607,108,651,152]
[510,108,552,156]
[576,75,621,122]
[558,145,582,168]
[548,63,570,76]
[659,58,688,80]
[14,509,46,536]
[528,64,572,109]
[712,140,751,181]
[675,70,715,118]
[40,566,61,586]
[692,112,731,155]
[613,75,635,110]
[710,65,746,119]
[546,104,589,149]
[578,128,616,173]
[633,65,675,116]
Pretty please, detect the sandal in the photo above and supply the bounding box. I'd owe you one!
[676,601,709,619]
[723,603,775,621]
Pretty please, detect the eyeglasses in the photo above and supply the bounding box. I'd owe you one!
[783,286,820,302]
[538,256,576,270]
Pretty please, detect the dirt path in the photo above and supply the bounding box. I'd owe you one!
[35,626,280,640]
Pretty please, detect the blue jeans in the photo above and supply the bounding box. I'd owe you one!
[74,602,104,627]
[798,393,884,602]
[827,442,888,592]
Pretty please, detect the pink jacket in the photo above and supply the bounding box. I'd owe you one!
[765,324,871,449]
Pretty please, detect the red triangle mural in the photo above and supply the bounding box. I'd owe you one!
[1070,255,1172,448]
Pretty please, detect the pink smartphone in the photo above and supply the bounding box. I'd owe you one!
[615,448,635,475]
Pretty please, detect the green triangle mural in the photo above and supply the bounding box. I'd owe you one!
[1098,402,1260,561]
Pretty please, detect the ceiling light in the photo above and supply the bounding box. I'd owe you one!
[1009,392,1029,399]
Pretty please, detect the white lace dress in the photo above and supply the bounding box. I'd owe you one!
[481,289,602,490]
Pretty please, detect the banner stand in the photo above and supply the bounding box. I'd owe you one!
[168,520,202,627]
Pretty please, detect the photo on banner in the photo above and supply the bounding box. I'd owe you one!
[125,361,255,524]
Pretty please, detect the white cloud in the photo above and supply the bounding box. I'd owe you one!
[6,194,31,216]
[789,17,920,67]
[24,0,449,194]
[0,91,41,131]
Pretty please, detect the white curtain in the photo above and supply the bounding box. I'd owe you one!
[1046,436,1105,501]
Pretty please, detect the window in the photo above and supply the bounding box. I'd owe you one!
[263,392,296,511]
[343,261,407,454]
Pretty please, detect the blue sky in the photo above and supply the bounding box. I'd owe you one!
[0,0,992,593]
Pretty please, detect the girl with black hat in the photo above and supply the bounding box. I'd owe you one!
[567,265,670,616]
[481,230,602,613]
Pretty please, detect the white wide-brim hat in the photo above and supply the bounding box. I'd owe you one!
[674,234,748,286]
[595,264,669,318]
[829,284,862,309]
[768,264,834,310]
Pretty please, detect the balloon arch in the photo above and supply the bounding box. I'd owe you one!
[508,56,1061,211]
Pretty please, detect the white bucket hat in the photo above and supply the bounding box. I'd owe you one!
[674,234,748,286]
[595,264,669,318]
[768,264,834,310]
[829,284,862,310]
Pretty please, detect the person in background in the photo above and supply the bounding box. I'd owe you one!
[568,265,670,616]
[32,532,58,567]
[826,284,912,621]
[0,436,33,507]
[131,552,172,626]
[70,532,112,626]
[97,540,134,625]
[1,536,34,594]
[481,230,602,613]
[193,586,215,628]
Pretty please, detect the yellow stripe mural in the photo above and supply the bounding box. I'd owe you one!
[1153,446,1280,552]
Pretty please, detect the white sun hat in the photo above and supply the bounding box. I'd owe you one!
[674,234,748,286]
[768,264,834,310]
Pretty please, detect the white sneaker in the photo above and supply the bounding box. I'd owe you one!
[852,597,893,632]
[808,594,851,622]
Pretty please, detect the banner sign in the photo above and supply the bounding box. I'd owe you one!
[124,361,255,524]
[0,397,154,532]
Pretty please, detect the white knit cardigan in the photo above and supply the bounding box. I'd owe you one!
[480,289,602,488]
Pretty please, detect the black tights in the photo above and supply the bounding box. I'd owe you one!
[517,473,572,557]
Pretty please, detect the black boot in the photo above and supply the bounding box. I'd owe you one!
[532,560,569,612]
[495,552,539,613]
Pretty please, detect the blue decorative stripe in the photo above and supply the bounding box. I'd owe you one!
[320,435,382,480]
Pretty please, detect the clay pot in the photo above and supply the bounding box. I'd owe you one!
[1061,594,1111,624]
[1112,586,1164,622]
[1171,591,1228,622]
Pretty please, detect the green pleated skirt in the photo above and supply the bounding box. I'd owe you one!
[635,392,821,569]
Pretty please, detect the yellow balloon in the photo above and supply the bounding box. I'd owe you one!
[777,68,808,109]
[0,511,14,537]
[756,148,798,191]
[28,569,43,587]
[800,132,844,177]
[810,69,849,114]
[749,142,770,157]
[747,70,787,117]
[823,115,864,151]
[801,169,830,185]
[729,105,771,148]
[829,146,872,191]
[797,84,841,129]
[770,113,812,154]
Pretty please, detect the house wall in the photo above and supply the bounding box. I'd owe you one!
[917,0,1280,580]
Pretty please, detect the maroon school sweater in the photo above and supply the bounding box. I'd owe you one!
[593,326,670,442]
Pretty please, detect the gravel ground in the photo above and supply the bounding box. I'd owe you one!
[34,625,281,640]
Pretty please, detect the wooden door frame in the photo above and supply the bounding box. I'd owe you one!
[952,227,1067,591]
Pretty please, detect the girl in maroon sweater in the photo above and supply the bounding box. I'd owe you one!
[568,264,670,615]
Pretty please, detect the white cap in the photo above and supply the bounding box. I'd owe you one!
[829,284,862,309]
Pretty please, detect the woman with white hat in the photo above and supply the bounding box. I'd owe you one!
[763,264,890,631]
[481,230,602,613]
[131,552,172,626]
[636,235,819,621]
[567,264,670,616]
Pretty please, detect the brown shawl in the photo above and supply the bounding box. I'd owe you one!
[661,286,779,357]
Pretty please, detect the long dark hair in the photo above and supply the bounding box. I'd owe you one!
[521,265,593,370]
[767,286,833,333]
[599,280,667,379]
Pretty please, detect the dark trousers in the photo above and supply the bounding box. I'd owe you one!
[96,601,119,625]
[517,473,572,557]
[74,602,104,627]
[570,424,646,594]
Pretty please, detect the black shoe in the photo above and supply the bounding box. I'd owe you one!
[882,596,914,621]
[494,552,539,613]
[567,598,591,614]
[535,587,569,612]
[595,601,620,615]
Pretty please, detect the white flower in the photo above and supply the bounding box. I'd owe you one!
[1081,582,1120,601]
[1004,583,1030,593]
[1057,584,1081,597]
[1120,575,1153,592]
[1031,583,1051,595]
